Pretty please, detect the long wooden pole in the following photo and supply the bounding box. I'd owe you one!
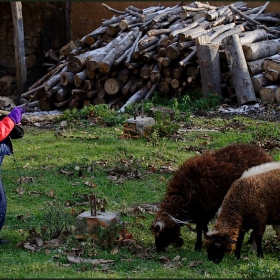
[196,36,222,97]
[11,2,27,96]
[222,34,256,105]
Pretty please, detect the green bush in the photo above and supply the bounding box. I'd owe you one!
[40,200,75,239]
[61,91,221,128]
[61,104,129,127]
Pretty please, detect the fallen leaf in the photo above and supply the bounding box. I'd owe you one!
[107,175,118,181]
[71,247,85,256]
[88,134,99,140]
[159,256,169,264]
[46,188,55,198]
[28,190,42,196]
[23,163,30,168]
[67,255,114,265]
[43,239,61,249]
[45,249,51,255]
[41,226,47,236]
[188,261,202,268]
[23,242,37,251]
[110,247,119,255]
[122,239,136,246]
[159,175,167,181]
[18,177,35,184]
[172,255,181,262]
[16,229,25,234]
[96,159,108,167]
[74,234,87,241]
[60,169,74,176]
[34,236,43,247]
[160,165,176,173]
[121,258,134,262]
[164,263,177,269]
[15,187,26,196]
[84,181,97,188]
[123,233,133,239]
[54,254,62,259]
[133,204,158,214]
[29,227,39,236]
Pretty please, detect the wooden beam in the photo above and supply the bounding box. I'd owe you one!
[11,2,27,96]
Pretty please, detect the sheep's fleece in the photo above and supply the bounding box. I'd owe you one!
[204,162,280,263]
[150,143,273,252]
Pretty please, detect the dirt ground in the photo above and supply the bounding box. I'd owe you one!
[196,100,280,122]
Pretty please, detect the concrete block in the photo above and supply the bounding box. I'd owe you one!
[123,116,155,139]
[75,211,121,247]
[149,107,175,120]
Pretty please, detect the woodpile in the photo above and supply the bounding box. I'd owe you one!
[19,1,280,112]
[252,54,280,104]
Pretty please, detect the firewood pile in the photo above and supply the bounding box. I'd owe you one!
[19,1,280,112]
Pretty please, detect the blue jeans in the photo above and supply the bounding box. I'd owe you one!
[0,140,12,233]
[0,178,6,232]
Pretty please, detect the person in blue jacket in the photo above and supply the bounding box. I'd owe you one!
[0,107,25,244]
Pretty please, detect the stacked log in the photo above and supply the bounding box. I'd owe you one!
[20,1,280,111]
[256,54,280,104]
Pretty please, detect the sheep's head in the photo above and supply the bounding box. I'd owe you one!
[150,216,183,252]
[203,233,237,264]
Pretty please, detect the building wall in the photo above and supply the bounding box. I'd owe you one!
[0,2,68,89]
[69,1,280,40]
[0,1,278,94]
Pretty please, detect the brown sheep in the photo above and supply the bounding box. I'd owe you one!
[150,143,273,252]
[204,162,280,263]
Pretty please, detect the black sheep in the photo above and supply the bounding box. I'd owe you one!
[150,143,273,252]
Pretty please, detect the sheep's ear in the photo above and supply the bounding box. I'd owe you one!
[224,235,237,244]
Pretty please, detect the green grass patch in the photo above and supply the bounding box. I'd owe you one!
[1,112,280,278]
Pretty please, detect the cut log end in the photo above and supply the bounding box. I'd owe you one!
[104,78,124,95]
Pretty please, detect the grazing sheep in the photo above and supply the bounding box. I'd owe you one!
[150,143,273,252]
[204,161,280,264]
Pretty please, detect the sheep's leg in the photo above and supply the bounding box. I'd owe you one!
[254,234,264,258]
[194,224,203,250]
[194,222,208,250]
[203,224,209,237]
[235,230,245,259]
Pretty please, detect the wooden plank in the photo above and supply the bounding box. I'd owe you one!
[11,2,27,95]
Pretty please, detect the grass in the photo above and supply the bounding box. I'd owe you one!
[1,111,280,278]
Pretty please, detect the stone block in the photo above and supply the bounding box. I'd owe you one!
[122,116,155,139]
[75,211,121,247]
